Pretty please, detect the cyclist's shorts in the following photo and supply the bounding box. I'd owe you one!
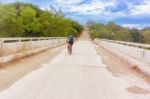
[69,42,73,45]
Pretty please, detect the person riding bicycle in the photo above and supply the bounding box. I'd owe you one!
[67,34,74,54]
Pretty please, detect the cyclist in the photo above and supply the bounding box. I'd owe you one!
[67,34,74,54]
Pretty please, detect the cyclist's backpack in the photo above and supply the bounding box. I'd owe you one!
[68,35,74,43]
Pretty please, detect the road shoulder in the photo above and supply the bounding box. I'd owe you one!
[0,45,66,91]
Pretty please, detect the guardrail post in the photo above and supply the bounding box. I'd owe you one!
[14,39,18,54]
[136,43,139,55]
[30,39,32,50]
[0,39,3,57]
[38,38,40,48]
[142,49,145,58]
[53,38,55,47]
[137,43,139,49]
[57,39,59,46]
[127,43,130,51]
[18,39,21,53]
[51,38,53,47]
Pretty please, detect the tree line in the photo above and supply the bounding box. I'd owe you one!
[0,2,83,37]
[88,22,150,44]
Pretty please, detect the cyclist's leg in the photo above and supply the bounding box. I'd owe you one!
[70,42,73,54]
[68,43,71,54]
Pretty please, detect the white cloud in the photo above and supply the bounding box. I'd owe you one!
[53,0,117,15]
[121,24,148,29]
[52,0,150,19]
[129,0,150,15]
[54,0,83,5]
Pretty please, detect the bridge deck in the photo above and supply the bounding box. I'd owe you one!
[0,40,149,99]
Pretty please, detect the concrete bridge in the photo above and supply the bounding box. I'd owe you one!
[0,31,150,99]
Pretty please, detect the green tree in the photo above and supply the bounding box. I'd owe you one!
[129,28,143,43]
[0,2,83,37]
[89,22,133,42]
[141,27,150,44]
[20,6,41,36]
[0,4,24,37]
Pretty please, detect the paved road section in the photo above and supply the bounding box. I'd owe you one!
[0,41,149,99]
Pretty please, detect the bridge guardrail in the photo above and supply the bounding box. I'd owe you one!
[0,37,66,57]
[100,39,150,50]
[95,39,150,65]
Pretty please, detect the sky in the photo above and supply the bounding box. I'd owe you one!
[0,0,150,29]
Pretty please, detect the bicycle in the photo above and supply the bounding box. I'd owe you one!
[68,43,72,55]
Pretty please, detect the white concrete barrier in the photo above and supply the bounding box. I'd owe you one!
[0,37,66,64]
[95,39,150,65]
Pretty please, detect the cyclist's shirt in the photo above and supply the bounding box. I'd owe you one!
[67,35,74,43]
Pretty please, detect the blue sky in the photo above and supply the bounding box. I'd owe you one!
[1,0,150,29]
